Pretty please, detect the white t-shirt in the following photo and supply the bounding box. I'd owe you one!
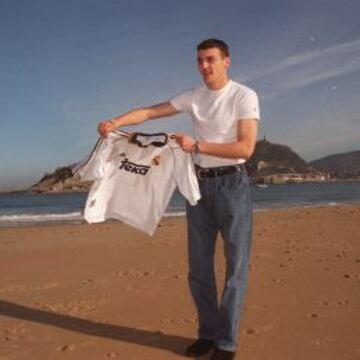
[170,80,260,167]
[77,131,200,235]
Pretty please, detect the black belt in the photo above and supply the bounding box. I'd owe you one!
[195,164,246,179]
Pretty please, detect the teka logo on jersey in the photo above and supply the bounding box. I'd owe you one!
[119,158,150,176]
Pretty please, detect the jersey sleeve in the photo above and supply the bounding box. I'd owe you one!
[236,89,260,121]
[172,147,201,205]
[76,137,112,181]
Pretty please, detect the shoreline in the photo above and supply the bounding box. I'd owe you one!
[1,202,360,229]
[1,205,359,359]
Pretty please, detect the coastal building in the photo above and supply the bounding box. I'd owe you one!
[255,162,329,184]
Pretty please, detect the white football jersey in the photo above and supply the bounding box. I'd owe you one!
[77,131,201,235]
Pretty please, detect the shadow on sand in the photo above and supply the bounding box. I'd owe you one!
[0,300,192,356]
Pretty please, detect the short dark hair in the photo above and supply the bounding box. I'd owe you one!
[197,38,230,58]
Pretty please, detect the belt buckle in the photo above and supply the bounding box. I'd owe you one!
[196,167,206,180]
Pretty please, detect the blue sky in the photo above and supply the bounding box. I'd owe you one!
[1,0,359,190]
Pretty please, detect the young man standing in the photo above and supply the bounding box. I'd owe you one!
[98,39,260,360]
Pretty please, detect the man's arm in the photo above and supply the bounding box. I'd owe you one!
[175,118,258,160]
[98,101,179,137]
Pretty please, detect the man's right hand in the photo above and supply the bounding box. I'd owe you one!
[97,120,118,138]
[97,102,179,138]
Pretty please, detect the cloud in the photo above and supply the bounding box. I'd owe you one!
[242,38,360,99]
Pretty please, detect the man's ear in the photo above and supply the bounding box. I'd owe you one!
[225,56,231,68]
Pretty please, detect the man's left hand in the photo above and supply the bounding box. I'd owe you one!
[174,133,196,153]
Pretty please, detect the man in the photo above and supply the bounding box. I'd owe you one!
[98,38,260,360]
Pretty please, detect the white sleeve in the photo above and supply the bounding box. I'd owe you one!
[236,89,260,121]
[77,137,112,181]
[172,147,201,205]
[169,88,194,113]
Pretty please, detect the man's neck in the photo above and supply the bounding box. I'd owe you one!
[206,76,230,91]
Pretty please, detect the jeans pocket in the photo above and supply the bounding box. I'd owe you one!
[218,171,249,192]
[237,171,249,188]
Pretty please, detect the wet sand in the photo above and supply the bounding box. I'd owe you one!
[0,205,359,360]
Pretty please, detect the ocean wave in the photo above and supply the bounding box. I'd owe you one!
[0,210,187,227]
[0,212,83,226]
[164,210,186,217]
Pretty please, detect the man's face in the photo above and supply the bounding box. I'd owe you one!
[197,47,230,86]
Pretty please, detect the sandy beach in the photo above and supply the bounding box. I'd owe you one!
[0,205,359,360]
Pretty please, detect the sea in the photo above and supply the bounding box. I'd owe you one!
[0,181,359,228]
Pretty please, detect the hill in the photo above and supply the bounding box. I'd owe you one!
[309,150,360,178]
[246,139,311,175]
[29,165,90,193]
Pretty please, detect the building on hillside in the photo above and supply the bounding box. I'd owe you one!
[255,162,329,184]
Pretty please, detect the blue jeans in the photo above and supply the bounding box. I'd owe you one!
[186,170,252,352]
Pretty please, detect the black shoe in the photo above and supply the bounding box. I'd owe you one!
[185,339,214,357]
[210,348,236,360]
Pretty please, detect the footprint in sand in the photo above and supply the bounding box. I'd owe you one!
[159,273,186,280]
[249,263,260,270]
[38,299,103,315]
[56,344,75,352]
[243,323,274,335]
[272,277,285,284]
[308,313,320,319]
[3,323,28,341]
[318,299,350,308]
[80,278,97,285]
[336,300,350,306]
[106,352,118,358]
[311,337,337,346]
[0,282,58,294]
[3,240,15,245]
[114,268,157,278]
[161,317,197,324]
